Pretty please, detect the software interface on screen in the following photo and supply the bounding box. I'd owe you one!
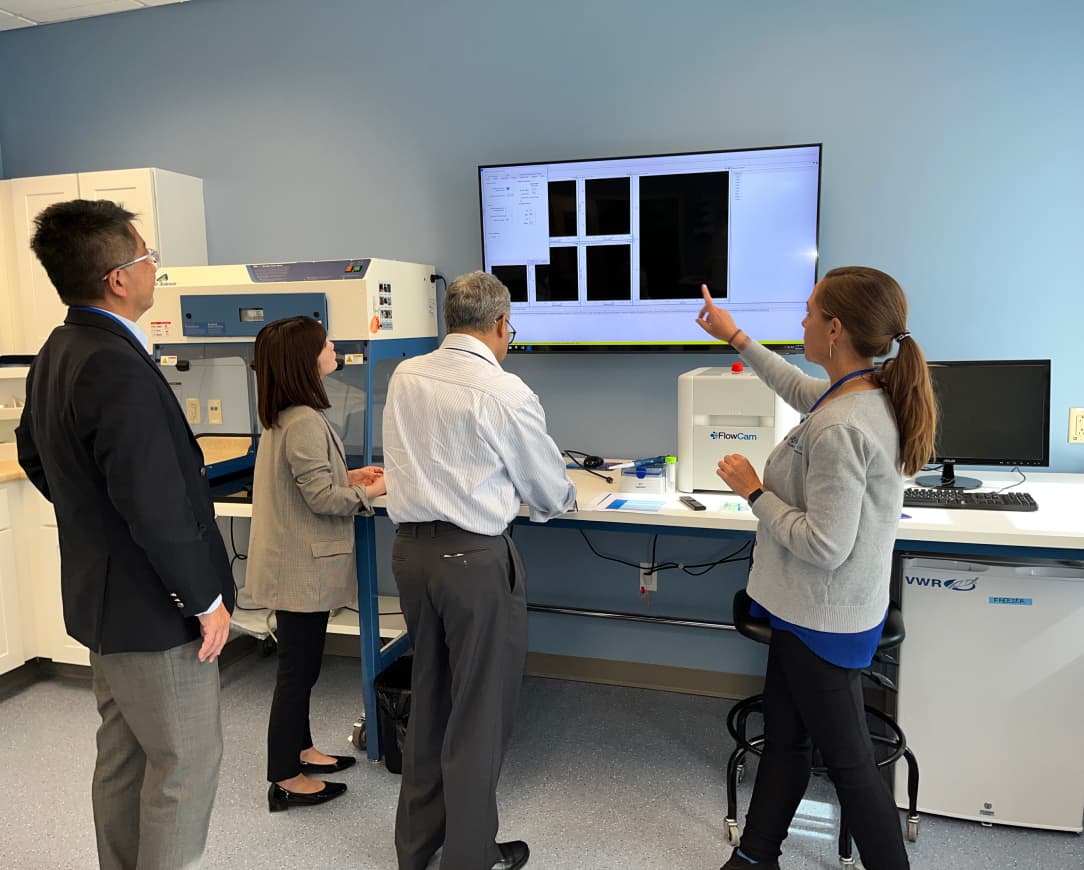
[479,144,821,349]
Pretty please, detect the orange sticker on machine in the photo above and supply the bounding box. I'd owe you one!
[369,314,380,334]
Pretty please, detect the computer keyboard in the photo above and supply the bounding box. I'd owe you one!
[902,488,1038,512]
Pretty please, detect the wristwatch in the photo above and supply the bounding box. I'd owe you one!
[747,487,765,504]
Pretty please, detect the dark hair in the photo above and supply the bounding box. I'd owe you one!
[818,266,937,476]
[30,199,138,306]
[253,316,331,429]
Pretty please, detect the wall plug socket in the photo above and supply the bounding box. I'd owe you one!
[639,562,657,592]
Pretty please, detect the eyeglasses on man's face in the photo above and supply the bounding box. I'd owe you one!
[101,248,159,281]
[495,314,517,346]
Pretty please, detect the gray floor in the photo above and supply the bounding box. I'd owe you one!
[1,653,1080,869]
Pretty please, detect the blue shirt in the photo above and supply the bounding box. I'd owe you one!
[749,598,886,669]
[70,306,150,351]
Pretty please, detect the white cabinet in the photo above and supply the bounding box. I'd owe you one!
[0,483,26,675]
[0,366,29,445]
[6,168,207,355]
[20,485,88,666]
[0,181,21,358]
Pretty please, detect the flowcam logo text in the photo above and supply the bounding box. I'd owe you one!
[903,575,979,592]
[709,431,758,441]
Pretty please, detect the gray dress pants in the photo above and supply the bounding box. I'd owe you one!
[392,521,527,870]
[89,638,223,870]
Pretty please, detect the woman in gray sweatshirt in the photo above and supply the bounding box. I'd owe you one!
[697,267,936,870]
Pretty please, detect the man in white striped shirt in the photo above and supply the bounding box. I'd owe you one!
[384,271,576,870]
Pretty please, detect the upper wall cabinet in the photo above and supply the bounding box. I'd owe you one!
[5,168,208,355]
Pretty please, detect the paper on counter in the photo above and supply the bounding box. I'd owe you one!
[588,492,666,513]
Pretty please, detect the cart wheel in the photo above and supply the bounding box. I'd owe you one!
[259,636,277,657]
[906,815,919,842]
[725,818,740,847]
[736,762,745,784]
[350,718,367,751]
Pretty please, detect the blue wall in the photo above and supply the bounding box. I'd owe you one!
[3,0,1082,675]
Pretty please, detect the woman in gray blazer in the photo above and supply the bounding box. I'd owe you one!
[247,316,387,812]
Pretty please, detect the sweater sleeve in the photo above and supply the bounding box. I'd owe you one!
[751,422,870,571]
[740,340,827,415]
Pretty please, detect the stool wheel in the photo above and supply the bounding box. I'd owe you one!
[725,818,740,847]
[907,814,919,842]
[350,717,367,751]
[839,857,857,868]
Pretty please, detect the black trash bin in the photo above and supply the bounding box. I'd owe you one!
[374,653,413,774]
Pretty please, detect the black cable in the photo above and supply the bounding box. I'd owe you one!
[562,449,614,484]
[578,529,752,578]
[228,517,264,611]
[342,606,404,616]
[430,273,448,295]
[577,528,642,569]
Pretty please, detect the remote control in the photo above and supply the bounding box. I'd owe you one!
[679,495,707,511]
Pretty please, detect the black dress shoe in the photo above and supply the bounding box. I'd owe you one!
[299,754,358,774]
[267,780,347,812]
[491,840,529,870]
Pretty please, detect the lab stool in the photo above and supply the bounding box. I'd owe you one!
[724,589,921,868]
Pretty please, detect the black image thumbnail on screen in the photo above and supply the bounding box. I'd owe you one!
[493,171,728,304]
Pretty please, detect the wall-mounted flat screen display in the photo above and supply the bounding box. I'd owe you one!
[478,143,821,352]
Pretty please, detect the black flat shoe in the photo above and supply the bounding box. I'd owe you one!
[267,780,347,812]
[491,840,529,870]
[299,754,357,774]
[721,849,780,869]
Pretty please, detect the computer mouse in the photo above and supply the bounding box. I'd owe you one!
[583,455,604,469]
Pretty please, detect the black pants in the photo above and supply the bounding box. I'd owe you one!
[266,609,330,783]
[392,522,527,870]
[740,629,909,870]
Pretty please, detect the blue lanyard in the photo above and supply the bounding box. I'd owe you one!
[809,368,875,413]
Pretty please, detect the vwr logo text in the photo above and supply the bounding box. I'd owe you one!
[709,432,758,441]
[903,575,979,592]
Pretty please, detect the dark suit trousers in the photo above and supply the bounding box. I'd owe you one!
[392,522,527,870]
[267,609,331,782]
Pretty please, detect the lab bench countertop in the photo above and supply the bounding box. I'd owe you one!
[216,468,1084,554]
[0,437,254,484]
[0,443,24,482]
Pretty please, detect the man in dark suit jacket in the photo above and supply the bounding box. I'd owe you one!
[15,199,234,870]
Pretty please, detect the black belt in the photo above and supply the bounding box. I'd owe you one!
[396,521,507,538]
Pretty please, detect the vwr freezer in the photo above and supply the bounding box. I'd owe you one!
[896,555,1084,832]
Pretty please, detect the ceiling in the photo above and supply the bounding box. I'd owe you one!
[0,0,187,30]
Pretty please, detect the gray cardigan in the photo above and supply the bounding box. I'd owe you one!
[246,405,373,612]
[740,341,903,634]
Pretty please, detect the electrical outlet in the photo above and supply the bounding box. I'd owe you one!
[639,562,657,592]
[207,399,223,425]
[1070,408,1084,444]
[184,397,200,425]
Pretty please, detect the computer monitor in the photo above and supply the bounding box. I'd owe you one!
[478,143,821,352]
[916,359,1051,489]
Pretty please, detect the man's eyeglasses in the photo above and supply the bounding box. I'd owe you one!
[495,314,517,346]
[101,248,159,281]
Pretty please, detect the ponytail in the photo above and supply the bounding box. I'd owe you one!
[818,266,937,477]
[876,337,936,477]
